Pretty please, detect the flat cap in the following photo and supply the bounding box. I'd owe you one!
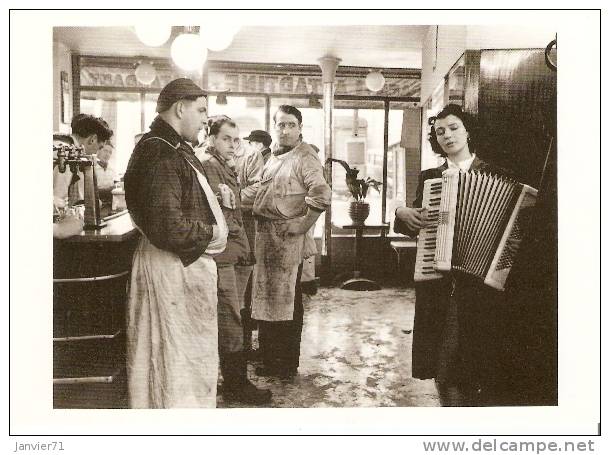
[156,78,207,113]
[243,129,272,146]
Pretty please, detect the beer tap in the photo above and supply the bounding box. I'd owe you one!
[53,144,106,230]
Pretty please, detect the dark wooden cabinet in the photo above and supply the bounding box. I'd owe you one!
[53,213,138,408]
[446,48,556,189]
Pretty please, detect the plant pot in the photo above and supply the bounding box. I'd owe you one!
[348,201,370,224]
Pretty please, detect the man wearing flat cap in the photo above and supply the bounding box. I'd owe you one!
[233,130,268,357]
[124,78,229,408]
[244,129,272,164]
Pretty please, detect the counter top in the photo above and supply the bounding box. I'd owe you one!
[59,210,138,243]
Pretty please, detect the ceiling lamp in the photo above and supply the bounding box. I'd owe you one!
[134,25,172,47]
[200,24,241,52]
[134,62,157,85]
[365,70,385,92]
[171,31,207,71]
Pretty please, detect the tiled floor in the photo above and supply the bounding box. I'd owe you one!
[218,287,440,408]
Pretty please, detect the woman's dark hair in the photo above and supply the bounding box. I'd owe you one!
[207,115,237,137]
[428,104,476,158]
[71,114,113,143]
[273,105,302,125]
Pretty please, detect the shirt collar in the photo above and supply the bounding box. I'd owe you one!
[205,145,236,171]
[273,141,301,156]
[447,153,476,171]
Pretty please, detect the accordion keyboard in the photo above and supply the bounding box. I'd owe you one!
[413,178,444,282]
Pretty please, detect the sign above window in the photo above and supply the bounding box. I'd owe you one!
[78,57,420,98]
[208,71,419,97]
[80,66,181,89]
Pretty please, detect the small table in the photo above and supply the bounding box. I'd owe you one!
[340,223,390,291]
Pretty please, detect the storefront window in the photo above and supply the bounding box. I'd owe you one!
[421,81,445,172]
[331,103,385,234]
[77,57,421,241]
[446,54,465,107]
[208,95,267,137]
[143,93,159,133]
[386,106,408,231]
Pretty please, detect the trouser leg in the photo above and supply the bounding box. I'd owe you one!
[286,264,304,370]
[258,320,279,369]
[217,264,243,359]
[217,264,271,404]
[235,265,254,351]
[266,264,303,373]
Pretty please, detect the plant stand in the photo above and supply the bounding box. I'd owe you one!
[340,223,390,291]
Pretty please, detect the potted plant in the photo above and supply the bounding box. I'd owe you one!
[327,158,382,224]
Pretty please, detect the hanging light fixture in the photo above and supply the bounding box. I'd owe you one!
[199,24,241,52]
[134,25,172,47]
[171,27,207,72]
[134,62,157,85]
[365,70,385,92]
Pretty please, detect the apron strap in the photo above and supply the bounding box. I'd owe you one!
[184,160,228,255]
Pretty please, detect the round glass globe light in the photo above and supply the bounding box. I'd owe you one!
[135,62,157,85]
[134,25,171,47]
[171,33,208,71]
[365,71,386,92]
[199,25,240,52]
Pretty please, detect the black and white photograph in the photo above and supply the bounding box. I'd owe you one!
[8,7,603,447]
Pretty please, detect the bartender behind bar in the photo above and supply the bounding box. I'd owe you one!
[53,114,113,207]
[95,142,117,208]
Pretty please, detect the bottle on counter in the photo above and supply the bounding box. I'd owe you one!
[111,180,126,212]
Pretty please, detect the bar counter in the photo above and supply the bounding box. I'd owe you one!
[60,209,138,243]
[53,210,139,408]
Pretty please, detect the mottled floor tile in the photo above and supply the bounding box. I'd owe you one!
[218,287,440,408]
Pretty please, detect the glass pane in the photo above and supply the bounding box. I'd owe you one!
[208,95,266,137]
[331,103,385,235]
[386,106,407,232]
[447,54,465,107]
[143,93,159,133]
[421,82,445,172]
[80,90,142,176]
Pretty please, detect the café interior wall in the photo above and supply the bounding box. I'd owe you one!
[53,40,72,134]
[420,25,556,104]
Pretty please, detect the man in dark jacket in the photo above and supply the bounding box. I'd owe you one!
[123,78,227,408]
[201,116,272,405]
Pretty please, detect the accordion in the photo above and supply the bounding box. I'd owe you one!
[414,169,538,291]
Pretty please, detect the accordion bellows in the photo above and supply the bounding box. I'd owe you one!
[414,169,538,291]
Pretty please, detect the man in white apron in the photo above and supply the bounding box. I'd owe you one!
[123,78,228,408]
[252,105,331,379]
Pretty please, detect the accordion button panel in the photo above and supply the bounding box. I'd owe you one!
[414,178,444,282]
